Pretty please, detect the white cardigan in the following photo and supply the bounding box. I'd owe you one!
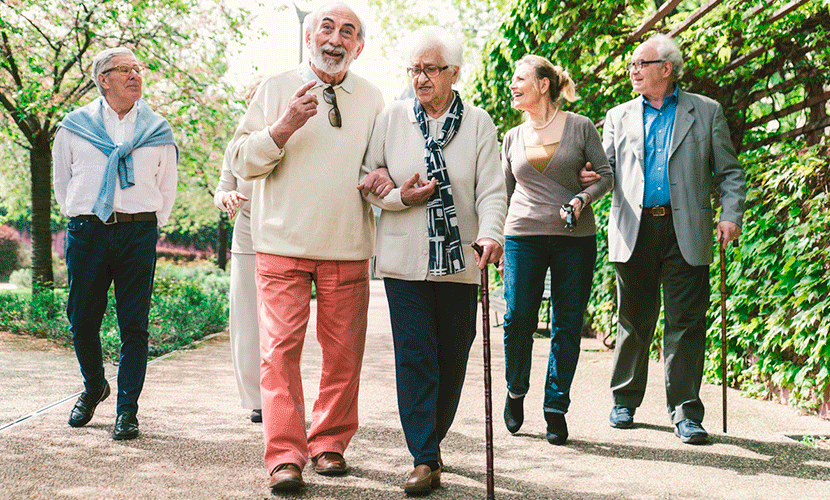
[363,98,506,285]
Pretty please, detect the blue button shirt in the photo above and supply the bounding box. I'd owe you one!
[642,87,677,207]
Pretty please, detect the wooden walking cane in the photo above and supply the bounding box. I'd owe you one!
[720,243,728,434]
[472,242,495,500]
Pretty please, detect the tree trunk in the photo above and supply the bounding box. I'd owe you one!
[216,212,228,271]
[30,132,54,288]
[805,72,827,147]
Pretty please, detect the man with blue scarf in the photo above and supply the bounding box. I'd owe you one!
[53,47,178,441]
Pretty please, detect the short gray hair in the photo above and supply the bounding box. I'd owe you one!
[646,33,684,81]
[91,47,137,95]
[305,1,366,42]
[407,26,463,69]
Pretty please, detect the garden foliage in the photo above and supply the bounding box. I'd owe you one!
[0,261,229,362]
[0,225,26,281]
[469,0,830,412]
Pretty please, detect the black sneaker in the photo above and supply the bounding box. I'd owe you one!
[609,405,635,429]
[674,419,709,444]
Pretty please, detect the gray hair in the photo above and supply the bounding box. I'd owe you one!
[91,47,137,95]
[407,26,463,69]
[305,2,366,42]
[646,33,684,81]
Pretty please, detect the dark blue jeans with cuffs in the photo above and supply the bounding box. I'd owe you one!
[65,216,158,415]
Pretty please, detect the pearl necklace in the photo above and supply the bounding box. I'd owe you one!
[530,107,559,130]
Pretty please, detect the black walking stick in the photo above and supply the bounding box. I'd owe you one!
[720,242,729,434]
[472,242,495,500]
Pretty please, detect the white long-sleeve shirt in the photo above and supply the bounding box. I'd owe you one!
[53,98,178,226]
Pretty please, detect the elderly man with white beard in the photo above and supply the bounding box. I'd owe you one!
[226,1,388,493]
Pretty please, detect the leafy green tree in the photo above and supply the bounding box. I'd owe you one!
[368,0,511,95]
[0,0,248,287]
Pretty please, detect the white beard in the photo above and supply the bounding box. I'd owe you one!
[309,43,355,76]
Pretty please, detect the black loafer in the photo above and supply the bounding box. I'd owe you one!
[504,394,524,434]
[113,411,139,440]
[68,381,110,428]
[545,411,568,445]
[250,409,262,423]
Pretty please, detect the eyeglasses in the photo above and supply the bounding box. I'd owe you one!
[103,64,143,76]
[625,59,666,72]
[323,85,341,128]
[406,65,449,79]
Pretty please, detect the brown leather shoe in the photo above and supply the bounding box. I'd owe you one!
[311,451,348,476]
[269,463,304,493]
[404,464,441,495]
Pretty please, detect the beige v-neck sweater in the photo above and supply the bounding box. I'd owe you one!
[502,112,614,237]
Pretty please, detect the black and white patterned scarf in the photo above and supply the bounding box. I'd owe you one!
[414,91,465,276]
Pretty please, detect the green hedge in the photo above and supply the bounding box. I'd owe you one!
[583,140,830,413]
[712,141,830,412]
[0,261,229,362]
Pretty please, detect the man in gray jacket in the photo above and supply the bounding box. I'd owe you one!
[601,34,745,444]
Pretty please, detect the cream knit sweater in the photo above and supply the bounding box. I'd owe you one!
[227,66,384,260]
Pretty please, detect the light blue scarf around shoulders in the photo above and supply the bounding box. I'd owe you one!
[58,97,178,222]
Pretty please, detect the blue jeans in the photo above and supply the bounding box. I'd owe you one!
[65,218,158,415]
[502,235,597,414]
[384,279,477,467]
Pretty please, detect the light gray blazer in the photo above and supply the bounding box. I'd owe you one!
[602,89,746,266]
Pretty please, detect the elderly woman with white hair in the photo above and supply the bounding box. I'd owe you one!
[359,26,506,495]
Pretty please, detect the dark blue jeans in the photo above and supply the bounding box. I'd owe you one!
[502,234,597,414]
[384,278,478,467]
[65,218,158,415]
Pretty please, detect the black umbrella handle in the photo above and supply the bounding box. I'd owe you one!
[472,242,495,500]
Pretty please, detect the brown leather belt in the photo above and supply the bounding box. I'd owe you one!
[642,206,671,217]
[74,212,157,224]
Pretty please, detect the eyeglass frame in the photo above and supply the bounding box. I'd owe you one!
[322,85,342,128]
[625,59,666,72]
[406,65,450,79]
[102,64,143,76]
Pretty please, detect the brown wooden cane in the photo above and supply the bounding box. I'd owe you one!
[720,244,728,434]
[472,243,495,500]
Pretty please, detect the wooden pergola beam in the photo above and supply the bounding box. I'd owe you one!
[746,90,830,129]
[668,0,724,38]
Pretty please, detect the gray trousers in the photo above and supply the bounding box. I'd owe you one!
[610,213,709,424]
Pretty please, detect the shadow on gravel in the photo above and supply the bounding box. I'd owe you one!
[568,422,830,481]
